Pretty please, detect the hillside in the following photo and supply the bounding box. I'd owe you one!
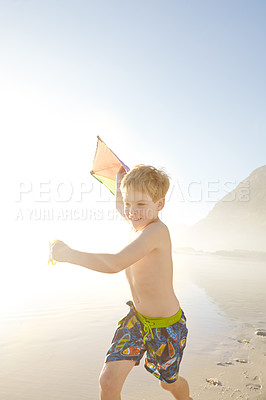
[177,165,266,252]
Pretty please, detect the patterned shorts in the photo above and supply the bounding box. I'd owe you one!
[105,301,188,383]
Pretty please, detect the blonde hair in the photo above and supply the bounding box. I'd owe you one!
[121,164,170,202]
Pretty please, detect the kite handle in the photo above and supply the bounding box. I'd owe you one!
[48,240,58,265]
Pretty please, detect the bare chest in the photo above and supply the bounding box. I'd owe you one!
[125,250,159,284]
[125,225,172,292]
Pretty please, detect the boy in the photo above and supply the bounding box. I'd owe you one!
[50,165,192,400]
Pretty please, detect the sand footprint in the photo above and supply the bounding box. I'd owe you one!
[237,339,250,344]
[246,383,262,391]
[246,375,262,392]
[234,358,248,363]
[206,378,222,386]
[255,329,266,337]
[217,361,234,366]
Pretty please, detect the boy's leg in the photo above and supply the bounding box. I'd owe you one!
[99,360,136,400]
[159,376,193,400]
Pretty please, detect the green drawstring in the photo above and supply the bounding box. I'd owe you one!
[117,302,183,344]
[118,314,154,342]
[142,322,155,343]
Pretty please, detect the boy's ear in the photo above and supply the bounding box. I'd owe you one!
[157,198,165,211]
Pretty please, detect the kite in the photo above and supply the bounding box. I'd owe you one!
[48,137,128,266]
[90,136,130,195]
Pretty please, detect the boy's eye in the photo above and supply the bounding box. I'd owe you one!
[124,202,145,206]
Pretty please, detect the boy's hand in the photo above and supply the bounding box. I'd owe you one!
[116,166,126,182]
[50,240,73,263]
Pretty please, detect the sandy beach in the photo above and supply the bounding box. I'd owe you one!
[1,252,266,400]
[187,321,266,400]
[179,252,266,400]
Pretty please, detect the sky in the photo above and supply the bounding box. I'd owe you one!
[1,0,266,239]
[0,0,266,314]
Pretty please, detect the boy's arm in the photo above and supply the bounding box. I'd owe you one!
[115,166,127,221]
[51,223,163,273]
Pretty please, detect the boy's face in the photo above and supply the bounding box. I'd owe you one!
[123,189,164,231]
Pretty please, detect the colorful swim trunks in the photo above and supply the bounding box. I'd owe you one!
[105,301,188,383]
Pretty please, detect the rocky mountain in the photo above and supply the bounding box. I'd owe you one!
[177,165,266,252]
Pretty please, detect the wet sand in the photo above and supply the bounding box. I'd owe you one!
[186,322,266,400]
[178,253,266,400]
[1,253,266,399]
